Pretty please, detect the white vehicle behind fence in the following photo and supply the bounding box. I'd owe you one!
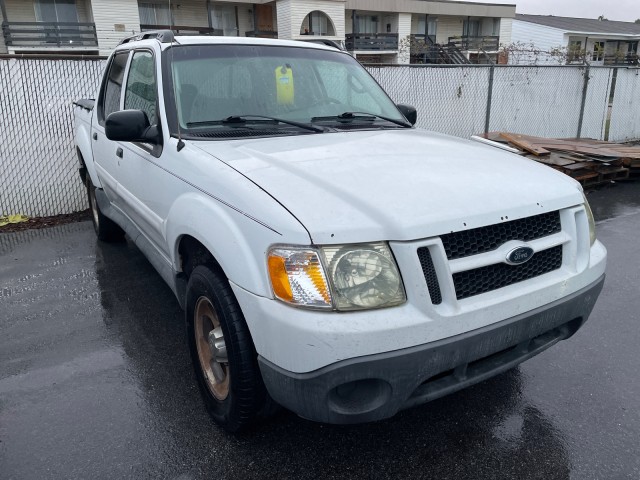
[74,31,606,432]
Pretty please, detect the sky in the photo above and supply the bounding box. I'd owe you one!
[454,0,639,22]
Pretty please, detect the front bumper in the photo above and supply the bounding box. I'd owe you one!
[258,275,604,424]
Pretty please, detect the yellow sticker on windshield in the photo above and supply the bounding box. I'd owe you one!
[276,65,294,105]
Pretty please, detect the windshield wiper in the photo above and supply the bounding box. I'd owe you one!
[187,115,324,133]
[311,111,412,128]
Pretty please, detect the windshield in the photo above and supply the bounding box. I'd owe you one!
[163,44,407,136]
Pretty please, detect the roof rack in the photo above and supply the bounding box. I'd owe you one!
[119,30,175,46]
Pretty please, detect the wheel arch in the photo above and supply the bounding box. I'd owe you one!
[75,122,102,189]
[166,193,278,298]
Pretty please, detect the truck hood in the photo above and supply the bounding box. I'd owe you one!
[193,129,583,244]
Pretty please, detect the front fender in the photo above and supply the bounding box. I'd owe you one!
[165,192,308,298]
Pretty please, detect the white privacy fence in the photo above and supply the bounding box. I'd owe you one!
[609,68,640,142]
[0,57,106,218]
[367,65,618,141]
[0,57,638,218]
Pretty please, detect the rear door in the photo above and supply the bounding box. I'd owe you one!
[93,50,130,205]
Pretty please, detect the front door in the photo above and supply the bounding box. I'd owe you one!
[116,49,170,255]
[255,5,273,33]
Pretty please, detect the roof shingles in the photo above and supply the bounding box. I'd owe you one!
[516,14,640,35]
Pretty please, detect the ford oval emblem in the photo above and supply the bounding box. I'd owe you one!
[506,246,535,265]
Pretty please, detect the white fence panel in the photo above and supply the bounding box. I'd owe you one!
[609,68,640,142]
[488,66,587,138]
[0,58,105,217]
[367,66,490,138]
[581,67,613,141]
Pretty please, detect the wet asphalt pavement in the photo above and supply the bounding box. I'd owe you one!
[1,183,640,480]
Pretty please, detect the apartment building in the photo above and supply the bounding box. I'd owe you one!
[0,0,515,64]
[511,14,640,66]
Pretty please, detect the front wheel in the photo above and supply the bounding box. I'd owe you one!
[186,265,274,432]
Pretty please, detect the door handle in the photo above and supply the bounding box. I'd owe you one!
[116,147,123,158]
[92,132,98,140]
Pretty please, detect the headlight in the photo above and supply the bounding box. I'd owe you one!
[320,243,406,310]
[267,243,406,311]
[583,193,596,246]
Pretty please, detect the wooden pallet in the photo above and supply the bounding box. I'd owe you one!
[482,132,638,189]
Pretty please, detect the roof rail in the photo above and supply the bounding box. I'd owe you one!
[119,30,175,46]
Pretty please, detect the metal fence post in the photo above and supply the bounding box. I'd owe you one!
[484,65,495,135]
[577,64,590,139]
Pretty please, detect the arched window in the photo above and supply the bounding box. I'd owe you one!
[300,11,336,36]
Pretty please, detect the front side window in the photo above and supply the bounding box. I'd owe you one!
[101,51,129,123]
[164,45,406,136]
[124,51,158,125]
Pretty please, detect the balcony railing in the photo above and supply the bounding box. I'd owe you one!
[448,35,500,52]
[140,24,221,35]
[2,21,98,48]
[245,30,278,38]
[345,33,398,51]
[603,53,640,66]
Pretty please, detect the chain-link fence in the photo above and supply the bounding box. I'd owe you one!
[0,57,105,218]
[609,68,640,142]
[367,64,622,141]
[0,57,638,218]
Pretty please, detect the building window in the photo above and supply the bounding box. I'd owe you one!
[301,11,335,36]
[138,3,171,26]
[592,41,605,62]
[34,0,78,23]
[356,15,379,34]
[463,19,480,37]
[210,4,238,36]
[492,18,500,36]
[568,40,583,63]
[417,16,437,43]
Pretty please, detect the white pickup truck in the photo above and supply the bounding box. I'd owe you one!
[74,31,606,432]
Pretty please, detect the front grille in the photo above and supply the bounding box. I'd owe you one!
[417,248,442,305]
[452,246,563,300]
[441,211,561,260]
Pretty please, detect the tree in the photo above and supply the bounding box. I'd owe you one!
[597,15,608,21]
[635,18,640,24]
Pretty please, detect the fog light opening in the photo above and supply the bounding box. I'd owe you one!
[328,378,392,415]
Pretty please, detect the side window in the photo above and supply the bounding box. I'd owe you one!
[101,52,129,122]
[124,51,158,125]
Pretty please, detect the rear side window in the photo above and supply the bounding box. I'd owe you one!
[101,52,129,122]
[124,51,158,125]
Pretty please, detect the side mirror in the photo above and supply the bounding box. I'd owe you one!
[105,110,160,144]
[396,104,417,126]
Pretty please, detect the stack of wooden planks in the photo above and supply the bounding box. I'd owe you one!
[481,133,640,189]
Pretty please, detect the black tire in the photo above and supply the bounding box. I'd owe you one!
[186,265,275,432]
[86,176,125,242]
